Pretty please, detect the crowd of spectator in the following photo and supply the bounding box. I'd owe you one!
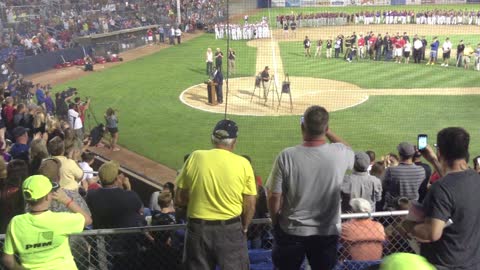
[1,99,480,269]
[0,0,226,61]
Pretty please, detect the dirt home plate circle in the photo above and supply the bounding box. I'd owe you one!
[180,25,480,116]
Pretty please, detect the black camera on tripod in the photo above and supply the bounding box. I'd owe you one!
[61,87,78,99]
[15,79,34,102]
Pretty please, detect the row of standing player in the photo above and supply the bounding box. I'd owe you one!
[301,33,480,70]
[214,22,270,40]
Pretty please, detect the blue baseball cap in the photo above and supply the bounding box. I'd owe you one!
[213,120,238,139]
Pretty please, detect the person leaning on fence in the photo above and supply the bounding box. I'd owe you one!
[85,160,143,270]
[340,198,386,261]
[148,191,183,270]
[404,127,480,270]
[266,105,354,270]
[175,119,257,270]
[2,175,92,270]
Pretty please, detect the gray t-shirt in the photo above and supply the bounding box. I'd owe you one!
[266,143,354,236]
[383,163,425,209]
[341,171,382,212]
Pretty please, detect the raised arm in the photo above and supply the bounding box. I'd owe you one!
[326,128,350,147]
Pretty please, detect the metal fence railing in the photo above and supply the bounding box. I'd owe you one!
[0,211,410,270]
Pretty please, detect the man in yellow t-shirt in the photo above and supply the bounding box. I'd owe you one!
[2,175,92,270]
[175,119,257,270]
[47,136,84,191]
[463,43,474,69]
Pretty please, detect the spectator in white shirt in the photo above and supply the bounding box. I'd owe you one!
[413,37,423,64]
[175,27,182,44]
[79,152,100,191]
[441,37,452,67]
[68,103,83,143]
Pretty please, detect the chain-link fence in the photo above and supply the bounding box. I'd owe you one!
[0,211,411,270]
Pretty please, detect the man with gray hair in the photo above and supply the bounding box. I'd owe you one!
[341,198,385,261]
[175,119,257,270]
[341,152,382,212]
[267,105,354,270]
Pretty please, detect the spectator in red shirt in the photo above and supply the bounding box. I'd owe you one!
[358,34,365,59]
[3,97,15,131]
[74,97,90,125]
[393,35,405,63]
[368,34,376,59]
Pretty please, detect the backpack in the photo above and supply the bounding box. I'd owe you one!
[89,124,105,146]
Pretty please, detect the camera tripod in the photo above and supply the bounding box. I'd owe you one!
[85,100,100,132]
[250,73,264,103]
[264,75,280,108]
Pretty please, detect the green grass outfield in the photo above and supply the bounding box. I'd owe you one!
[55,33,480,180]
[248,4,479,23]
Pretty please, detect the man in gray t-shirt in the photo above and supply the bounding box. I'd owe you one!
[341,152,382,212]
[266,105,354,270]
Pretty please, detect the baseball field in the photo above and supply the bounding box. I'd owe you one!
[49,4,480,179]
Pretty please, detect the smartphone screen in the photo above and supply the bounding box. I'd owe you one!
[418,134,428,151]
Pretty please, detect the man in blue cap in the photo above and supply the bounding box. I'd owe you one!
[175,119,257,270]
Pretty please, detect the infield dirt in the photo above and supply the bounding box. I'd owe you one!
[182,25,480,116]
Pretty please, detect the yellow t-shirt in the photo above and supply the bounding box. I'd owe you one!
[3,211,85,270]
[464,46,474,56]
[54,156,84,191]
[176,149,257,220]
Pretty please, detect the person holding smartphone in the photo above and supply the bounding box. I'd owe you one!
[404,127,480,270]
[105,108,119,152]
[2,175,92,270]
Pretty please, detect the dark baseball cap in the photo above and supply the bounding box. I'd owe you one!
[212,119,238,139]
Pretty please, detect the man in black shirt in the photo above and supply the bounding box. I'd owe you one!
[290,21,297,38]
[421,36,428,60]
[405,127,480,270]
[414,150,432,203]
[303,36,311,57]
[260,66,270,98]
[227,48,236,76]
[213,68,224,104]
[215,48,223,71]
[456,40,465,67]
[86,161,143,269]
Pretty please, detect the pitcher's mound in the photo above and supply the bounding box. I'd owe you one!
[180,76,368,116]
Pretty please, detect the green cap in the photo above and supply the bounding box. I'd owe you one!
[22,175,53,201]
[381,253,436,270]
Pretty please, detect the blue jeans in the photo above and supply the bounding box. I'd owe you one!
[272,224,339,270]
